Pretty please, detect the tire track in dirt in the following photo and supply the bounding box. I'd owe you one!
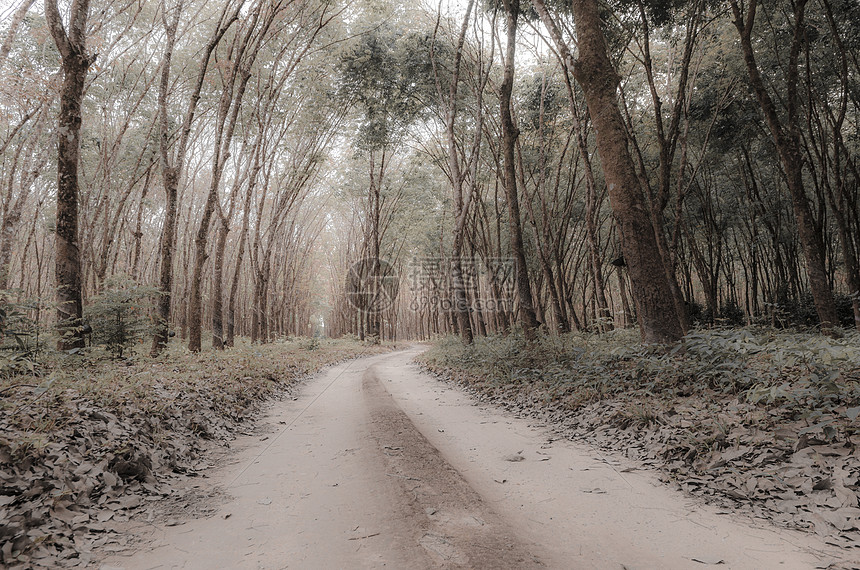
[362,364,545,569]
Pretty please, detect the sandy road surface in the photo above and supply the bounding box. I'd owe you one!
[104,348,850,569]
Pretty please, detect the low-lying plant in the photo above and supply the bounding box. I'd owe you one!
[421,327,860,414]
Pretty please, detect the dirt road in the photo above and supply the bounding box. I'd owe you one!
[104,348,848,569]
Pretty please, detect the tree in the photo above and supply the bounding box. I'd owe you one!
[499,0,541,340]
[151,0,239,355]
[431,0,477,344]
[0,0,37,71]
[729,0,840,335]
[45,0,93,350]
[532,0,683,343]
[338,26,434,342]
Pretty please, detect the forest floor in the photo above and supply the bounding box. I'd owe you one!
[0,337,391,568]
[418,328,860,565]
[3,334,859,568]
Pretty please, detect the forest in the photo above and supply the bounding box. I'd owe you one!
[2,0,860,567]
[0,0,857,350]
[0,0,858,348]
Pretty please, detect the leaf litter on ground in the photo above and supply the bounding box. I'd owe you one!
[418,328,860,567]
[0,337,389,568]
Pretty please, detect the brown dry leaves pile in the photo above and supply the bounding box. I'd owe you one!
[419,329,860,564]
[0,338,386,568]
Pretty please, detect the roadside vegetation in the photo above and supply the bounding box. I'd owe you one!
[0,336,387,568]
[419,328,860,550]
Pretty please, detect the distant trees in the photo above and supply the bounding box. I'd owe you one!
[336,25,437,341]
[1,0,858,353]
[730,0,840,335]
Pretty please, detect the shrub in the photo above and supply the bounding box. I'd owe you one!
[84,275,158,358]
[0,292,47,377]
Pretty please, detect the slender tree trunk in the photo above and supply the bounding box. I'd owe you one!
[188,66,252,351]
[585,175,612,331]
[211,215,228,349]
[499,0,540,340]
[0,0,36,71]
[365,150,383,343]
[130,169,150,281]
[151,16,181,354]
[556,60,612,331]
[189,140,228,352]
[434,0,476,344]
[46,0,91,350]
[152,2,237,355]
[0,122,49,290]
[227,166,257,347]
[730,0,840,335]
[617,267,632,328]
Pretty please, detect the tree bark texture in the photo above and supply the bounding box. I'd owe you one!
[500,0,540,340]
[46,0,91,350]
[533,0,682,343]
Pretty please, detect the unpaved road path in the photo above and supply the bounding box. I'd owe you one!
[104,348,850,569]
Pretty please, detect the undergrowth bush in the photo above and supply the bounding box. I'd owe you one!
[84,275,158,358]
[0,292,48,378]
[419,327,860,422]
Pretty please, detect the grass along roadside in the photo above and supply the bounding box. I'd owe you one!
[0,337,390,568]
[417,328,860,559]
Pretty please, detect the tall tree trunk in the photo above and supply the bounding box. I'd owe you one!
[555,58,612,331]
[227,163,258,347]
[365,150,383,343]
[152,165,179,352]
[634,0,701,334]
[730,0,840,335]
[188,2,263,352]
[152,2,237,355]
[433,0,476,344]
[150,10,179,354]
[0,115,49,291]
[499,0,540,340]
[532,0,682,343]
[130,169,150,281]
[188,65,252,352]
[211,212,228,349]
[819,0,859,330]
[46,0,91,350]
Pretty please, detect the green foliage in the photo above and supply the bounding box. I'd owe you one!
[337,27,439,151]
[84,275,158,358]
[420,327,860,418]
